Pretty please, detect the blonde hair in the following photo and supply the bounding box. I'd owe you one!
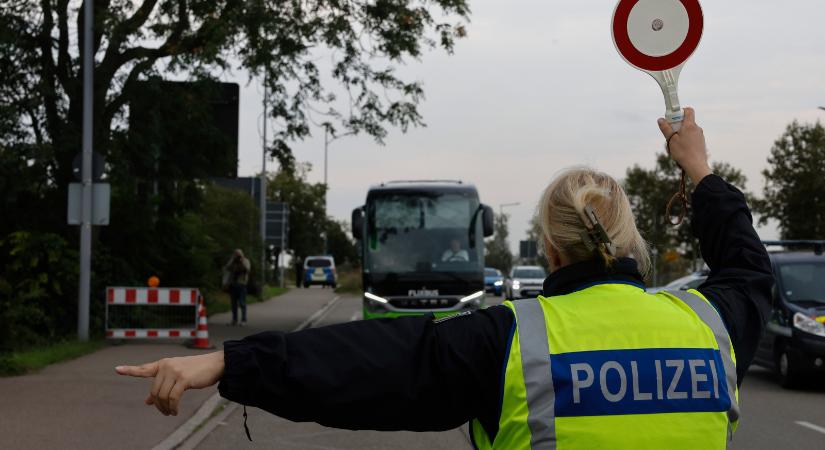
[538,167,650,275]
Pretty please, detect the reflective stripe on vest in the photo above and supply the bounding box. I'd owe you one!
[507,289,739,449]
[666,290,740,427]
[513,298,557,449]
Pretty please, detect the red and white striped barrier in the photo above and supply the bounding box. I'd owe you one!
[107,287,199,305]
[105,286,203,342]
[106,329,198,338]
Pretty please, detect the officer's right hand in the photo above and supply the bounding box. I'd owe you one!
[657,107,712,184]
[116,351,225,416]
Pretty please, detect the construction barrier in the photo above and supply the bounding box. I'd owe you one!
[105,287,205,342]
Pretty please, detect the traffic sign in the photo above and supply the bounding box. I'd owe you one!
[72,152,106,181]
[612,0,704,130]
[67,183,111,225]
[265,201,289,249]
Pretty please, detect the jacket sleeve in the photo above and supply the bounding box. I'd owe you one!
[692,174,774,384]
[218,305,514,431]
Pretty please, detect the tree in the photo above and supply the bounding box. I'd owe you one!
[526,214,549,270]
[485,213,513,274]
[325,220,358,267]
[267,164,327,262]
[1,0,470,189]
[756,121,825,239]
[624,153,749,285]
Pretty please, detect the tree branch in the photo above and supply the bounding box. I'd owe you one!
[102,58,154,127]
[56,0,73,94]
[38,0,61,143]
[100,0,159,75]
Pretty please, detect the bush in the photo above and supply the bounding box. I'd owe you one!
[0,232,79,352]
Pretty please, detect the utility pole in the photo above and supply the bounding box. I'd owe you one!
[77,0,94,341]
[260,73,268,284]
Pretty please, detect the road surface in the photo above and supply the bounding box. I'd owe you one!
[190,288,825,449]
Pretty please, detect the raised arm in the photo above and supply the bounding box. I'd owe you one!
[658,108,774,384]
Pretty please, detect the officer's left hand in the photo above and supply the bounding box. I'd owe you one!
[116,351,225,416]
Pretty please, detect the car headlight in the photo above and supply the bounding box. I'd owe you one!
[793,312,825,337]
[494,280,503,286]
[364,292,389,304]
[460,291,484,303]
[512,281,521,289]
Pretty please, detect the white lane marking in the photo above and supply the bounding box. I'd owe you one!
[350,311,360,321]
[795,421,825,435]
[295,296,341,331]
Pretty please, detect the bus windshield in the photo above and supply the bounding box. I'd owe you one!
[365,191,483,274]
[778,262,825,303]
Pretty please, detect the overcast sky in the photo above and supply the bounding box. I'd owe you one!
[232,0,825,251]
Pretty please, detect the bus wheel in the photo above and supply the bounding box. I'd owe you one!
[777,348,802,389]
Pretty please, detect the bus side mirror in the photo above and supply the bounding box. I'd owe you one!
[351,207,364,240]
[482,205,495,238]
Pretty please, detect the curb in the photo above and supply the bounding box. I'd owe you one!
[153,295,343,449]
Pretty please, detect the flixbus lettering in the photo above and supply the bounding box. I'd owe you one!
[551,348,732,417]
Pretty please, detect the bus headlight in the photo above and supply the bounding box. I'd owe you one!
[793,312,825,337]
[364,292,389,304]
[460,291,484,303]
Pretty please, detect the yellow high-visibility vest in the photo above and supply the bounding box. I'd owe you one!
[471,284,739,450]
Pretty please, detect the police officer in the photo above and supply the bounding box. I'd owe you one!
[117,108,773,449]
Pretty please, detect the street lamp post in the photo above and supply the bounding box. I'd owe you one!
[499,202,520,216]
[260,73,268,284]
[77,0,94,341]
[322,126,353,253]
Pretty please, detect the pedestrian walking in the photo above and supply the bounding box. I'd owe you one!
[118,108,772,449]
[222,249,251,326]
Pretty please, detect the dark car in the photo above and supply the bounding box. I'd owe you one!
[484,267,504,296]
[753,241,825,387]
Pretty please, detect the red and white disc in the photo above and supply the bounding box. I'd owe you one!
[612,0,703,72]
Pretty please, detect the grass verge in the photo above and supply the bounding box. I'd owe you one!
[204,284,288,317]
[0,339,105,377]
[334,268,362,295]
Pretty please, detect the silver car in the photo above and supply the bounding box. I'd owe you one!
[648,270,709,294]
[505,265,547,299]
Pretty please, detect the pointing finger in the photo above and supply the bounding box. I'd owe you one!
[116,362,159,378]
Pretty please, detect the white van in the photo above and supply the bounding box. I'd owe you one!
[303,256,337,288]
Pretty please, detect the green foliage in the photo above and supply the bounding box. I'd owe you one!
[326,220,359,266]
[0,232,79,351]
[623,154,749,285]
[268,164,327,260]
[0,0,470,354]
[267,164,358,267]
[526,215,550,270]
[485,213,514,274]
[755,121,825,239]
[203,284,287,317]
[334,268,363,295]
[0,339,104,377]
[1,0,470,180]
[198,183,263,291]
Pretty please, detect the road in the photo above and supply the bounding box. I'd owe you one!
[186,288,825,449]
[2,284,820,449]
[192,289,502,450]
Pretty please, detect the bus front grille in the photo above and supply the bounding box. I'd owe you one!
[389,298,459,309]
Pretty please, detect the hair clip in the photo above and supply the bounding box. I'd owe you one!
[582,205,617,257]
